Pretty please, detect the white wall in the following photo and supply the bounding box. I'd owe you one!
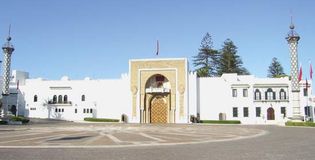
[198,76,230,121]
[188,72,198,117]
[19,74,130,121]
[6,69,314,124]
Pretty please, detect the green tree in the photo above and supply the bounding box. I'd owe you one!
[217,39,249,75]
[267,57,286,78]
[193,33,219,77]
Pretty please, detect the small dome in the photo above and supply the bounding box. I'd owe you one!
[289,24,295,30]
[6,36,11,41]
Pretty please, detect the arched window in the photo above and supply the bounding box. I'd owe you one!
[81,95,85,101]
[34,95,38,102]
[58,95,63,103]
[53,95,57,104]
[279,89,286,100]
[265,88,275,100]
[254,89,261,100]
[64,95,68,103]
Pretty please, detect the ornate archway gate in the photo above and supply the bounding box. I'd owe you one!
[129,58,187,124]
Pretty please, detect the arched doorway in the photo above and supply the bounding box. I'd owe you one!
[150,95,168,123]
[267,107,275,120]
[142,74,172,123]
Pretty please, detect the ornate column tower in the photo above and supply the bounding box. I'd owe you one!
[1,31,14,117]
[286,21,302,120]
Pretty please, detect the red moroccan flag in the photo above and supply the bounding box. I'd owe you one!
[298,65,302,82]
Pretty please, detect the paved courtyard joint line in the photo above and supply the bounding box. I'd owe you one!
[0,124,267,148]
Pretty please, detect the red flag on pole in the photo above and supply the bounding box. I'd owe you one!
[298,65,302,82]
[156,40,159,56]
[310,63,313,80]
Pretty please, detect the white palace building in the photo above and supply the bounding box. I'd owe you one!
[1,24,315,124]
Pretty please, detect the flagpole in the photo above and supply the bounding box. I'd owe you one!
[156,40,159,56]
[16,80,19,117]
[16,90,18,117]
[305,77,309,107]
[310,60,313,95]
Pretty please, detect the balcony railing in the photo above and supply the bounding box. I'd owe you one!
[253,98,289,103]
[48,101,72,105]
[145,87,170,93]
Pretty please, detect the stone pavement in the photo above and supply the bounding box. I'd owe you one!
[0,123,265,148]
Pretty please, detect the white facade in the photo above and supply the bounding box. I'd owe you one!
[2,60,314,124]
[18,74,131,121]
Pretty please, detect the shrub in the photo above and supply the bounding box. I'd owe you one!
[10,116,30,124]
[0,120,8,125]
[84,117,119,122]
[199,120,241,124]
[285,121,315,127]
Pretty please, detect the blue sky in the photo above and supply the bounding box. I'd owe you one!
[0,0,314,85]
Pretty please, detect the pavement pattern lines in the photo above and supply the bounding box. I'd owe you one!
[0,124,266,148]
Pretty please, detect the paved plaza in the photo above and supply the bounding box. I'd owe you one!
[0,122,264,148]
[1,121,315,160]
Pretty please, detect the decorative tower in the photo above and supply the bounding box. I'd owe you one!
[1,27,14,117]
[286,20,302,120]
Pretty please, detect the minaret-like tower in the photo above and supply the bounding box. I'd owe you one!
[286,20,302,120]
[1,28,14,117]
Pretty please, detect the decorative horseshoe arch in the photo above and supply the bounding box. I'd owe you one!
[129,58,188,123]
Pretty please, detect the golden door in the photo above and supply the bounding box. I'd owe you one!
[150,96,168,123]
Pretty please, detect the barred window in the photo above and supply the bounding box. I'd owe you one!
[256,107,261,117]
[265,88,275,100]
[53,95,57,103]
[64,95,68,103]
[254,89,261,100]
[232,89,237,97]
[243,107,249,117]
[34,95,38,102]
[233,107,238,117]
[281,107,286,117]
[280,89,286,100]
[243,89,248,97]
[58,95,63,103]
